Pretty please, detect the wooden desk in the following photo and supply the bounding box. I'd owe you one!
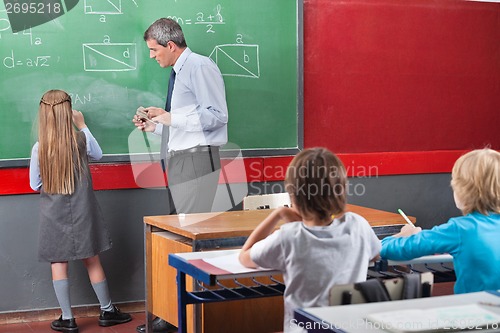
[144,204,411,333]
[294,291,500,332]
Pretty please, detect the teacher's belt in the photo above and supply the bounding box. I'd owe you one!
[168,145,217,158]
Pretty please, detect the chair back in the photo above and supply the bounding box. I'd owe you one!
[243,193,291,210]
[329,272,434,305]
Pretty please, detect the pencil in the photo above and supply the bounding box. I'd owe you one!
[398,209,415,228]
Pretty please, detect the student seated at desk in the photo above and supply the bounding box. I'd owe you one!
[239,148,381,333]
[381,148,500,294]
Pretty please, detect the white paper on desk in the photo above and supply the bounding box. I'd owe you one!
[203,252,270,274]
[365,304,500,333]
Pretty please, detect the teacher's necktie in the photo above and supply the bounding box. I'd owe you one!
[165,69,176,112]
[160,69,176,172]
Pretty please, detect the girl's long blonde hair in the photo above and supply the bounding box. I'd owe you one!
[38,90,82,195]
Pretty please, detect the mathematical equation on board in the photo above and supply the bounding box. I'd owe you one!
[167,4,225,34]
[81,0,226,34]
[83,0,226,34]
[0,2,259,78]
[0,27,49,68]
[3,49,50,68]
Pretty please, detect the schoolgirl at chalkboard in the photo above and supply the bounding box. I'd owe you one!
[29,90,131,333]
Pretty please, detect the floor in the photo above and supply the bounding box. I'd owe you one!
[0,312,147,333]
[0,282,455,333]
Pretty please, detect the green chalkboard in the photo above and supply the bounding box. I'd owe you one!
[0,0,302,165]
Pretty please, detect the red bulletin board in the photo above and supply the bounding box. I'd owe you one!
[303,0,500,153]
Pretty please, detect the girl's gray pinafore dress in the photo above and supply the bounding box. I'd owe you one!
[38,132,112,262]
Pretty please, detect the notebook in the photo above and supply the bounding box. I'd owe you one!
[365,304,500,333]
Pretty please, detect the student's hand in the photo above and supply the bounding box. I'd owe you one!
[239,206,301,268]
[370,254,381,263]
[72,110,87,130]
[277,206,302,223]
[394,224,422,238]
[132,114,156,132]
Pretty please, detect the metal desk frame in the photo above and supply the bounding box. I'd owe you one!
[168,249,284,333]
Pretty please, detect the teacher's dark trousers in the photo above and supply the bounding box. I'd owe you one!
[166,147,221,214]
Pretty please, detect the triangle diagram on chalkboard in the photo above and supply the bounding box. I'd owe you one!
[83,43,137,72]
[5,0,80,33]
[209,44,260,79]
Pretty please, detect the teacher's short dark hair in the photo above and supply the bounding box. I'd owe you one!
[144,18,187,48]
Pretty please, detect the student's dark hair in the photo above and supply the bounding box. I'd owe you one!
[144,18,187,48]
[285,148,347,221]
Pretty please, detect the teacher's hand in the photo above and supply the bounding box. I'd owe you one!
[132,114,156,132]
[145,107,166,118]
[152,112,172,126]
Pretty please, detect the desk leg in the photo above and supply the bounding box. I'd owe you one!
[146,311,154,333]
[177,270,188,333]
[145,224,153,333]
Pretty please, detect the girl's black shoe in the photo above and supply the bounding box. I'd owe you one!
[98,305,132,327]
[50,316,79,333]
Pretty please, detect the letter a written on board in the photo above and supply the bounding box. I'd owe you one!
[4,0,79,33]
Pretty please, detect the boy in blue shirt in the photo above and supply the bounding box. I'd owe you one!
[381,148,500,294]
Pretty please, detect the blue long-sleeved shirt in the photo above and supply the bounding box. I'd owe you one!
[381,212,500,294]
[29,127,102,191]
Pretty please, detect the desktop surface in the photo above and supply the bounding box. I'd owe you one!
[295,291,500,333]
[144,204,411,240]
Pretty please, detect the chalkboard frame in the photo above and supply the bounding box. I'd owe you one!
[0,0,304,167]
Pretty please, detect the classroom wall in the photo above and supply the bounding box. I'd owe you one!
[303,0,500,152]
[0,189,166,312]
[0,175,459,313]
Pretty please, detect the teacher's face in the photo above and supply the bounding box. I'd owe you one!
[147,39,174,68]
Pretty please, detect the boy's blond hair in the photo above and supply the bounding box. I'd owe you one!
[451,148,500,215]
[285,147,347,221]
